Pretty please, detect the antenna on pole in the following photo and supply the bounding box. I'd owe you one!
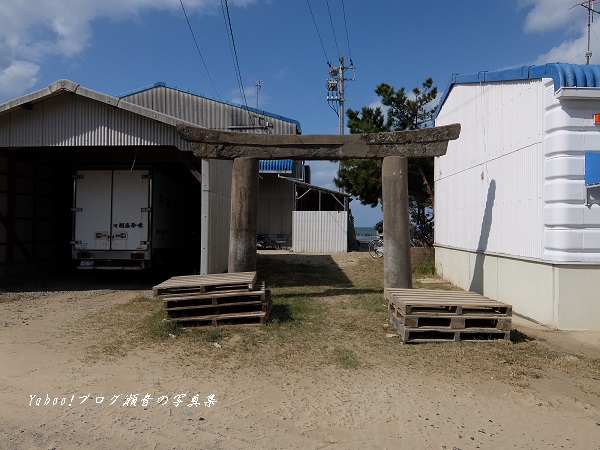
[572,0,599,64]
[249,77,262,110]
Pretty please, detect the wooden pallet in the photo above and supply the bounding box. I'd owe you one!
[390,313,510,343]
[163,283,267,308]
[388,302,512,331]
[165,289,271,318]
[386,288,512,343]
[153,272,257,297]
[385,288,512,316]
[164,299,272,326]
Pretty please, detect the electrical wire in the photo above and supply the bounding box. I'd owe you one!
[306,0,331,65]
[325,0,340,59]
[179,0,225,107]
[221,0,253,124]
[341,0,353,65]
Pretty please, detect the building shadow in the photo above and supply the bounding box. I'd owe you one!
[257,253,353,287]
[469,179,496,293]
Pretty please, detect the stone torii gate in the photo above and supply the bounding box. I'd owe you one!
[178,123,460,289]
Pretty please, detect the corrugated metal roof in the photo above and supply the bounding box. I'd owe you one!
[259,159,294,173]
[119,81,302,133]
[435,63,600,118]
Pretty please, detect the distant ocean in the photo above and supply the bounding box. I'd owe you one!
[354,226,378,243]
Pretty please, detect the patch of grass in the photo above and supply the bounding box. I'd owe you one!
[270,288,325,330]
[412,260,437,277]
[77,252,600,388]
[143,309,183,340]
[187,326,230,343]
[332,347,360,369]
[340,322,359,332]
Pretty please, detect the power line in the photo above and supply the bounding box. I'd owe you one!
[306,0,331,65]
[221,0,251,116]
[341,0,353,65]
[325,0,341,58]
[178,0,224,104]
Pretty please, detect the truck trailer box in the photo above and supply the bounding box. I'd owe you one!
[71,167,193,270]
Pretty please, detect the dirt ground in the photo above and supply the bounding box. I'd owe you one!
[1,251,599,450]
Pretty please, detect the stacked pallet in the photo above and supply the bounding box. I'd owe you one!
[385,288,512,343]
[153,271,272,326]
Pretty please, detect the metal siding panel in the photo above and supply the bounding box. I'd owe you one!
[200,159,232,274]
[0,94,194,150]
[292,211,347,253]
[122,86,298,134]
[436,79,544,260]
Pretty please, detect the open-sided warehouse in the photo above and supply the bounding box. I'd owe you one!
[0,80,300,276]
[434,63,600,330]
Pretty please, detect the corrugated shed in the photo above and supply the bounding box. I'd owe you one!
[120,83,300,135]
[292,211,347,253]
[435,79,545,260]
[0,94,194,150]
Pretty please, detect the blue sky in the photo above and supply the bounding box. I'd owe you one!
[1,0,598,226]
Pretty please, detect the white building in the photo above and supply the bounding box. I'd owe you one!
[434,63,600,331]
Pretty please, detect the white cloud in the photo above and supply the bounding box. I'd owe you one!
[0,0,260,102]
[308,161,338,190]
[519,0,600,65]
[519,0,582,34]
[0,60,39,100]
[533,34,600,65]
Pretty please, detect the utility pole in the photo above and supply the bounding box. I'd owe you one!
[327,57,355,190]
[326,56,355,135]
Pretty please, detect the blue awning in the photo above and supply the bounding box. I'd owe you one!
[585,151,600,186]
[259,159,293,173]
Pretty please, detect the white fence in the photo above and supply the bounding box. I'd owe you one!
[292,211,348,253]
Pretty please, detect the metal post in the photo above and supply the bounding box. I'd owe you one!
[382,156,412,289]
[339,56,345,136]
[228,157,259,273]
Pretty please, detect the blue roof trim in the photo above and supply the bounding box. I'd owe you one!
[259,159,294,173]
[117,82,301,132]
[435,63,600,119]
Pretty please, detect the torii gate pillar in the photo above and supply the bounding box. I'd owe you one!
[382,157,412,289]
[228,157,259,273]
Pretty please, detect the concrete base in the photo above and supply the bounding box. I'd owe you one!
[435,246,600,331]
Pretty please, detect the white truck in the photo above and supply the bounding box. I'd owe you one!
[71,167,193,270]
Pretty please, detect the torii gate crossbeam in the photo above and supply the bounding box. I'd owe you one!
[178,123,460,289]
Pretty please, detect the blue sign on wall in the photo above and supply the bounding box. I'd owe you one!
[585,151,600,186]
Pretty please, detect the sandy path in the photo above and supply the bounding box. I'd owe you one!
[1,255,600,449]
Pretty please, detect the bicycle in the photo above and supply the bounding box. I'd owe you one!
[368,237,384,258]
[368,235,427,258]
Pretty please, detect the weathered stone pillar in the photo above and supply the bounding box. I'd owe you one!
[228,157,259,273]
[382,156,412,289]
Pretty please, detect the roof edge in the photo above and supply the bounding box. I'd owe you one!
[118,81,302,133]
[434,63,600,119]
[0,79,200,129]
